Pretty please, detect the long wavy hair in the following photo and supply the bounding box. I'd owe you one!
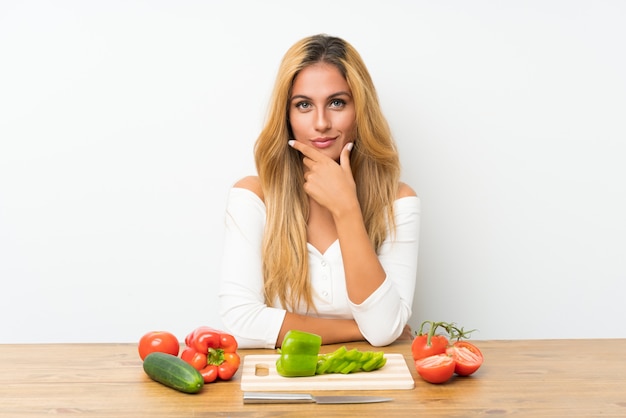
[254,34,400,312]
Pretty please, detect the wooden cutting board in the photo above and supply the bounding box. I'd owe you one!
[240,353,415,391]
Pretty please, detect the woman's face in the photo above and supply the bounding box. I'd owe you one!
[289,62,356,161]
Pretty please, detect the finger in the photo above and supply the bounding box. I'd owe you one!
[288,140,324,162]
[301,155,316,170]
[339,142,353,172]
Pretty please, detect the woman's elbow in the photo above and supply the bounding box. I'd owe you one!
[362,327,404,347]
[360,314,411,347]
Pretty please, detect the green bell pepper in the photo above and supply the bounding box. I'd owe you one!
[316,346,387,374]
[275,330,387,377]
[275,330,322,377]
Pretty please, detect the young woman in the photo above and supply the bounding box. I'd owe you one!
[218,34,420,348]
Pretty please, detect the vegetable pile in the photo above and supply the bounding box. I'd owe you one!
[276,329,387,377]
[138,326,240,393]
[412,320,484,384]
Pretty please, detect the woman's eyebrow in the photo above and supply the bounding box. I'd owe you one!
[290,91,352,102]
[330,91,352,97]
[290,94,311,102]
[328,91,352,99]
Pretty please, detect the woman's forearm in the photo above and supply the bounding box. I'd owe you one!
[333,205,387,304]
[276,312,364,347]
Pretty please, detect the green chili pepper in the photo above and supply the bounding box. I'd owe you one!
[275,330,322,377]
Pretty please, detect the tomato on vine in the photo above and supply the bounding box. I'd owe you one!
[411,320,482,384]
[415,354,455,384]
[446,341,484,376]
[411,333,449,361]
[411,320,474,361]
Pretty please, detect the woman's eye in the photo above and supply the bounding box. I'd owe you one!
[295,101,311,110]
[330,99,346,108]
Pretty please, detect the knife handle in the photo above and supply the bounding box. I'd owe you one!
[243,392,315,404]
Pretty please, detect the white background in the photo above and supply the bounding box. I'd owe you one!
[1,0,624,343]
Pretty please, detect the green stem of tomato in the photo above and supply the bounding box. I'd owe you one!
[418,320,477,345]
[417,320,439,346]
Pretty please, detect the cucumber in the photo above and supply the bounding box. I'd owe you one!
[143,352,204,394]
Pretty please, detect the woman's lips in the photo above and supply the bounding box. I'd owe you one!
[311,137,336,149]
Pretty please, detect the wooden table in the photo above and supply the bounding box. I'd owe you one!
[1,339,625,417]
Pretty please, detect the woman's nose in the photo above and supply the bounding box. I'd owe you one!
[314,109,331,132]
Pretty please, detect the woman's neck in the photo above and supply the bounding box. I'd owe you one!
[306,198,338,254]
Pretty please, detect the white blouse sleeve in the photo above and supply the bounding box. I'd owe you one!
[217,187,286,349]
[349,196,421,346]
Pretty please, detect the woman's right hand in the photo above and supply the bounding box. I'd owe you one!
[289,140,358,217]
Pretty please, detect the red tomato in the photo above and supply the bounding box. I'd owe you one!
[415,354,455,384]
[138,331,180,360]
[411,334,449,361]
[446,341,484,376]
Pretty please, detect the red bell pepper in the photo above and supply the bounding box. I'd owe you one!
[180,326,240,383]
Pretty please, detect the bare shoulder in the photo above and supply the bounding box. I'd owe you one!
[233,175,264,201]
[397,182,417,199]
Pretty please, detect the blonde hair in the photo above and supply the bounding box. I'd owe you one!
[254,34,400,312]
